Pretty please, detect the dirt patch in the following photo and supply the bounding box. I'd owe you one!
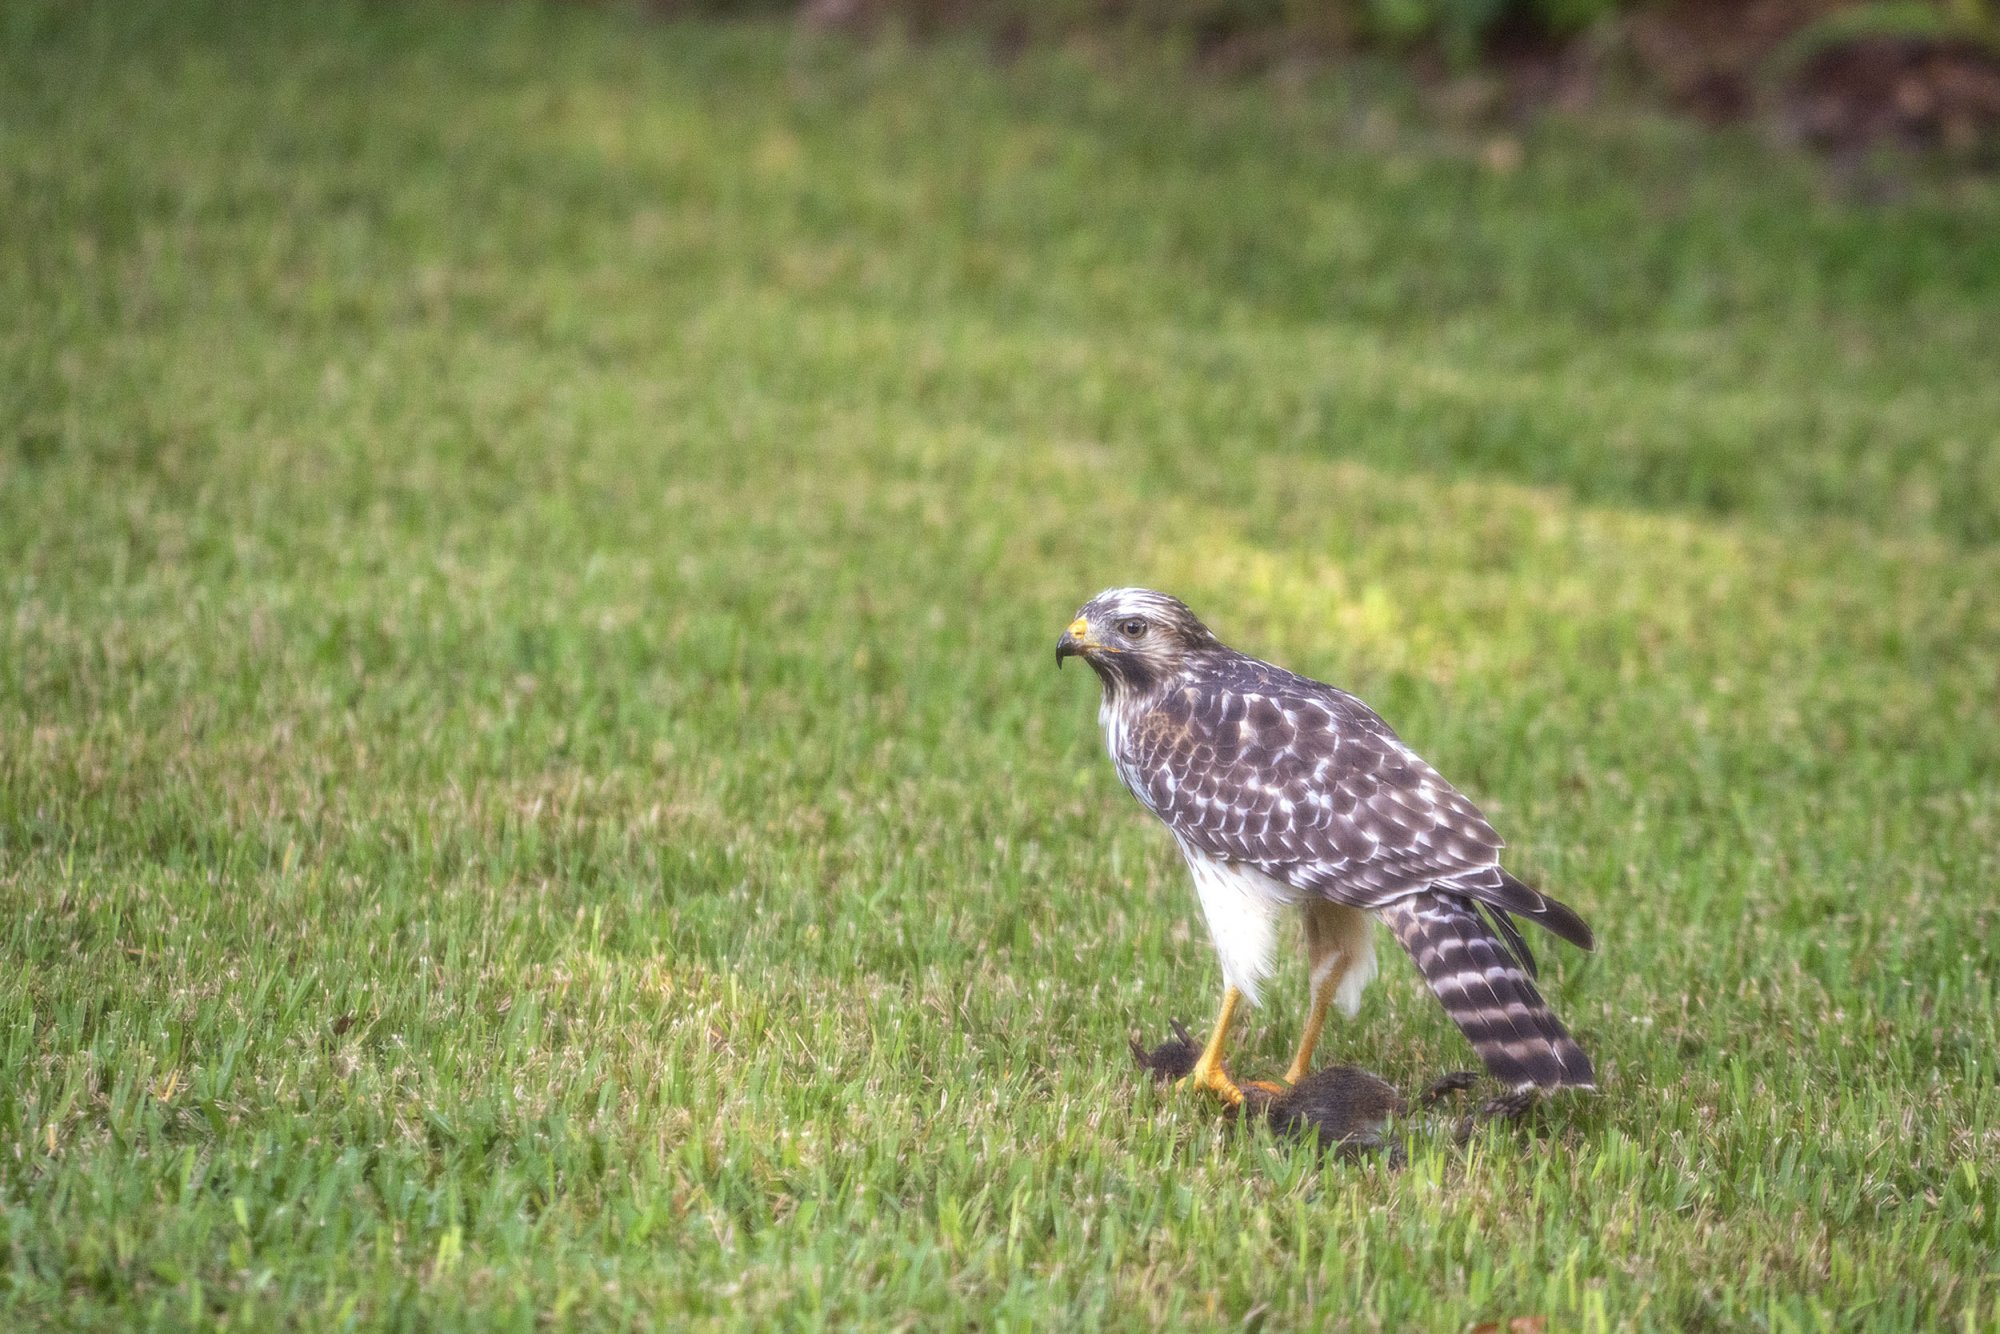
[1473,0,2000,160]
[787,0,2000,163]
[1604,1,2000,158]
[1784,35,2000,154]
[1621,0,1827,123]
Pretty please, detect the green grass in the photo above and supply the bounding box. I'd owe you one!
[3,2,1999,1327]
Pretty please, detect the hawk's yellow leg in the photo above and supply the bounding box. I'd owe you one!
[1179,987,1288,1105]
[1181,986,1248,1104]
[1282,972,1338,1086]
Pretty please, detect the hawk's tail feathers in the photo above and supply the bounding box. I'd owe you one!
[1380,891,1595,1092]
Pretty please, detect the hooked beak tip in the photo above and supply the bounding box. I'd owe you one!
[1056,616,1091,669]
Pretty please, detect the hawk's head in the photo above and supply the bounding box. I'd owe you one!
[1056,587,1219,691]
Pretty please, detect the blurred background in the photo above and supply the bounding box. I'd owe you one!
[707,0,2000,160]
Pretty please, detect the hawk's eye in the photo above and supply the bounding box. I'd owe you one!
[1119,618,1148,638]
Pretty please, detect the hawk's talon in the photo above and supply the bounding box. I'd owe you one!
[1179,1058,1246,1107]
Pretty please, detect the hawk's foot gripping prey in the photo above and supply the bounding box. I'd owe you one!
[1063,588,1597,1100]
[1127,1009,1283,1107]
[1128,1025,1531,1159]
[1179,987,1290,1106]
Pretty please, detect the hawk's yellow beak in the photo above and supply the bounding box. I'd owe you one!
[1056,617,1093,667]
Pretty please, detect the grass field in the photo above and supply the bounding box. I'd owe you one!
[4,2,1999,1327]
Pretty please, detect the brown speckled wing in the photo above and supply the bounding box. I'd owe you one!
[1120,656,1503,907]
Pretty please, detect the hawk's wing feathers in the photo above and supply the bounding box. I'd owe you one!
[1124,658,1549,909]
[1122,654,1592,954]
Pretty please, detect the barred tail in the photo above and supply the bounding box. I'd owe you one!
[1380,891,1594,1091]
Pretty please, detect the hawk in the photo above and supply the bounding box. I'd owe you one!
[1058,588,1594,1102]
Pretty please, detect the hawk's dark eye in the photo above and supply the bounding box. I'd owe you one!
[1119,618,1148,638]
